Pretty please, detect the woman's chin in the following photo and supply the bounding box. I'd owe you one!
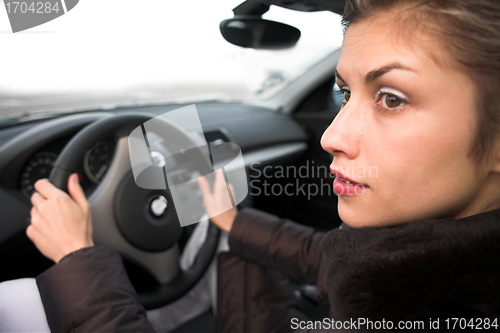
[337,193,374,228]
[338,200,366,228]
[337,199,391,228]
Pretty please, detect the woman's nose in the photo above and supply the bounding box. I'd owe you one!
[320,102,363,159]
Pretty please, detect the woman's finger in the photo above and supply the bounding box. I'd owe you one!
[68,174,88,209]
[34,179,60,200]
[214,169,227,191]
[30,206,39,221]
[30,191,45,207]
[197,175,212,196]
[26,224,38,242]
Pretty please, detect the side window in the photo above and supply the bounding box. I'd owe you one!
[332,82,343,114]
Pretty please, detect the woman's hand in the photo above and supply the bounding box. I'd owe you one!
[27,174,94,263]
[197,169,237,233]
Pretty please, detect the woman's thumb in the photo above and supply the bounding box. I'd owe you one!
[68,174,88,208]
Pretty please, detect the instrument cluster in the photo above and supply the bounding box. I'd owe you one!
[19,136,115,199]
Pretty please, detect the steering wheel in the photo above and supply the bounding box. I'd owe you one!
[48,112,220,310]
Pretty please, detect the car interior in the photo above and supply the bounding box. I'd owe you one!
[0,0,347,331]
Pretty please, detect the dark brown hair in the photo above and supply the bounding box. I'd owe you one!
[342,0,500,164]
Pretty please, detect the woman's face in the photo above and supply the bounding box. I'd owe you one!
[321,15,500,227]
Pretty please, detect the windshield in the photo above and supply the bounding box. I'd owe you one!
[0,0,343,120]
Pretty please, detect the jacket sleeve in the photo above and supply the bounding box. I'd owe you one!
[36,246,155,333]
[228,207,325,286]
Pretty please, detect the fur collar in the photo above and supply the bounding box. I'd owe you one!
[320,208,500,321]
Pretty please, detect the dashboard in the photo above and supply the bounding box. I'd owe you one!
[0,102,308,281]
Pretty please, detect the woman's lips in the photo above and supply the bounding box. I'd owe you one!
[330,168,369,196]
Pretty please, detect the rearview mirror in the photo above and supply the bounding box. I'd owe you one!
[220,17,301,50]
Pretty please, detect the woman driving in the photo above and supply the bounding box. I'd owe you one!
[14,0,500,331]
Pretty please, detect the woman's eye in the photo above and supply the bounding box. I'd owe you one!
[381,93,404,108]
[341,89,351,103]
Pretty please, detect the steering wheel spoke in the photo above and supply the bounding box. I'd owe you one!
[88,138,180,284]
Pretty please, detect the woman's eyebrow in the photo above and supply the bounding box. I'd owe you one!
[334,69,346,83]
[334,63,414,84]
[365,63,416,83]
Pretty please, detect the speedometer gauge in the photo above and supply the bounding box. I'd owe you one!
[84,141,115,184]
[20,152,58,199]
